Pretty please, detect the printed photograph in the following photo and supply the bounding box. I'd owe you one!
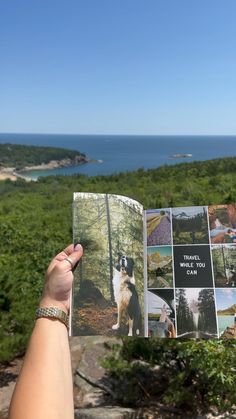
[147,246,173,288]
[215,289,236,339]
[212,245,236,287]
[175,288,218,338]
[173,245,213,288]
[147,289,176,338]
[209,204,236,244]
[146,209,171,246]
[172,206,209,245]
[72,193,144,337]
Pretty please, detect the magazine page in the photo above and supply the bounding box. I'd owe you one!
[145,204,236,339]
[72,192,145,336]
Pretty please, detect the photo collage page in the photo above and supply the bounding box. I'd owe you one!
[146,204,236,339]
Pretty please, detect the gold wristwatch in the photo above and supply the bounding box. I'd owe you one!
[35,307,69,329]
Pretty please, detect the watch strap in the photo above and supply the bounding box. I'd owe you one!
[35,307,69,329]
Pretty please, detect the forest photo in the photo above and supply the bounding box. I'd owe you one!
[72,193,144,336]
[172,206,209,245]
[209,204,236,244]
[146,209,171,246]
[147,246,173,288]
[175,288,218,338]
[147,289,176,338]
[212,244,236,287]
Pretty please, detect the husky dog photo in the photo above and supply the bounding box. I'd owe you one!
[72,193,144,336]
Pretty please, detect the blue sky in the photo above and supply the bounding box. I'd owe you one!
[215,288,236,311]
[1,0,236,134]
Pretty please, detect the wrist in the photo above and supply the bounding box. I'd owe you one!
[35,306,69,330]
[39,297,69,315]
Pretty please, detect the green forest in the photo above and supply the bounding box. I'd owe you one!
[0,143,85,169]
[1,156,236,359]
[0,156,236,413]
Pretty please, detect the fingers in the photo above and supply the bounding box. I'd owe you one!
[53,244,75,263]
[55,244,82,262]
[63,244,75,256]
[62,243,83,269]
[48,244,84,275]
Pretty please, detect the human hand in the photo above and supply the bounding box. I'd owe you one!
[40,243,83,313]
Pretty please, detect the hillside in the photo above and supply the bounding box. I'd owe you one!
[1,156,236,361]
[0,143,87,169]
[218,304,236,315]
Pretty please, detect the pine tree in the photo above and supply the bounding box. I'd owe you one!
[198,289,217,334]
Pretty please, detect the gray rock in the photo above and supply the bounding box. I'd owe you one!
[70,336,119,408]
[75,406,136,419]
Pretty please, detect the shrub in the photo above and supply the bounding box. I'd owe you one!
[102,338,236,415]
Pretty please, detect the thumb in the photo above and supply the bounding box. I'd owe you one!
[63,243,83,269]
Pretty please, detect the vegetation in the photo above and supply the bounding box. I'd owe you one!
[0,156,236,413]
[102,338,236,415]
[0,143,85,169]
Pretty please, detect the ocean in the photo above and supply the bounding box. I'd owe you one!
[0,134,236,178]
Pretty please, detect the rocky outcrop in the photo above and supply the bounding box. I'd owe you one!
[70,336,118,409]
[1,337,235,418]
[221,326,236,339]
[75,406,136,418]
[19,155,89,172]
[0,357,23,419]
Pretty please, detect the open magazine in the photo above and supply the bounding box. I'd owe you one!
[71,193,236,339]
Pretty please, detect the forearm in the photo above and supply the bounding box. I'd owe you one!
[9,318,73,419]
[8,243,83,419]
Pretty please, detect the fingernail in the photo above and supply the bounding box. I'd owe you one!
[74,243,82,251]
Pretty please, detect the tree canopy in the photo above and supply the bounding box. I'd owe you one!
[0,156,236,362]
[0,143,85,169]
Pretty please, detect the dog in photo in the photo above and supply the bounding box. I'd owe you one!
[112,254,142,336]
[225,265,236,287]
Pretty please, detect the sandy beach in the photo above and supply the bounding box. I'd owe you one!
[0,168,32,182]
[0,156,89,182]
[0,171,18,181]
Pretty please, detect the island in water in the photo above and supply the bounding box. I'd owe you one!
[169,153,193,159]
[0,143,90,181]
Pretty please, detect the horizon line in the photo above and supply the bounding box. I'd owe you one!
[1,132,236,137]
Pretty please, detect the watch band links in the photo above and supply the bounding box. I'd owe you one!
[35,307,69,329]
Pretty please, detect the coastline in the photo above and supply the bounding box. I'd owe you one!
[1,135,236,178]
[0,155,90,182]
[0,169,19,181]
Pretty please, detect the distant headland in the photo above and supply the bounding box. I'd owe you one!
[0,143,90,181]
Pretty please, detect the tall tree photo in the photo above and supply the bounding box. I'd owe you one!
[198,289,217,335]
[72,193,144,335]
